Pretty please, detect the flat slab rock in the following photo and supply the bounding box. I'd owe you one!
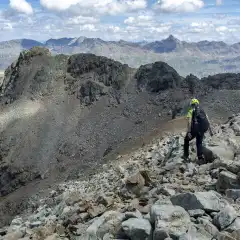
[121,218,152,240]
[226,189,240,201]
[216,171,239,192]
[170,191,227,212]
[150,204,191,240]
[213,205,237,230]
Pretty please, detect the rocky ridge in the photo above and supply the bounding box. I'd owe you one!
[2,114,240,240]
[2,47,240,228]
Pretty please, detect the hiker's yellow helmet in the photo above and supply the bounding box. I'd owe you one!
[191,98,199,105]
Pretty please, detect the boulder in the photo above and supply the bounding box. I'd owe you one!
[86,211,124,240]
[216,171,239,193]
[121,218,152,240]
[215,231,236,240]
[179,225,213,240]
[29,221,42,228]
[225,217,240,232]
[170,191,227,212]
[213,205,237,230]
[4,231,25,240]
[206,140,235,161]
[44,234,62,240]
[211,159,240,174]
[87,204,107,218]
[123,210,143,220]
[150,205,191,240]
[10,218,23,227]
[158,186,176,196]
[226,189,240,201]
[188,209,205,218]
[64,192,82,206]
[125,171,145,195]
[197,218,219,236]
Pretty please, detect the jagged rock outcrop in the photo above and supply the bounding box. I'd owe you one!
[136,61,182,92]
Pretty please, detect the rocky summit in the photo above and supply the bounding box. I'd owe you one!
[1,47,240,231]
[1,113,240,240]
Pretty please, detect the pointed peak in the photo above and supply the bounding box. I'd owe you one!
[165,35,180,42]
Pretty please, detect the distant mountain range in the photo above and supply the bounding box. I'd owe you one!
[1,35,240,77]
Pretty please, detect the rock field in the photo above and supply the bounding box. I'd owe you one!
[2,113,240,240]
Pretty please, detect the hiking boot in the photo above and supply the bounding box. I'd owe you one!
[196,156,206,165]
[181,155,190,162]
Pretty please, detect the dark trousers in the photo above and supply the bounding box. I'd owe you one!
[184,132,204,159]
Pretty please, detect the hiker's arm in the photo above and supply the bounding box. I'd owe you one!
[186,109,192,133]
[206,114,213,136]
[187,117,191,132]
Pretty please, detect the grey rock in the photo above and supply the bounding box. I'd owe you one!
[225,217,240,232]
[188,209,205,218]
[44,234,62,240]
[0,227,7,236]
[121,218,152,240]
[216,171,239,193]
[150,205,191,240]
[179,225,213,240]
[206,140,235,161]
[154,198,172,206]
[124,210,143,220]
[102,233,114,240]
[197,219,219,236]
[64,192,82,206]
[158,186,176,196]
[213,205,237,230]
[170,191,227,212]
[143,213,151,222]
[125,171,146,195]
[211,159,240,174]
[4,230,25,240]
[10,218,23,226]
[86,211,124,240]
[211,169,219,179]
[29,221,42,228]
[184,163,197,177]
[226,189,240,201]
[88,204,107,218]
[215,231,236,240]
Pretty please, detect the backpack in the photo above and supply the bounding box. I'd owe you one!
[191,106,209,134]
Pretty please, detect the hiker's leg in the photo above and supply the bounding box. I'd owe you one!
[184,133,194,158]
[196,133,204,159]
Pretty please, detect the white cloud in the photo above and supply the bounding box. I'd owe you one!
[0,22,13,30]
[40,0,147,15]
[124,15,154,27]
[216,0,222,6]
[66,16,99,25]
[108,26,121,33]
[154,0,204,13]
[80,24,98,32]
[40,0,79,11]
[9,0,33,15]
[216,26,228,32]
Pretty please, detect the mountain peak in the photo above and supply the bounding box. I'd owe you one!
[165,35,180,42]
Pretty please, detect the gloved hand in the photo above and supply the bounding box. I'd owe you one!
[187,132,192,139]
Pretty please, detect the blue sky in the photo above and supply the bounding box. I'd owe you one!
[0,0,240,43]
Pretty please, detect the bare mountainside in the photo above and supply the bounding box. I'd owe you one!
[1,47,240,226]
[1,35,240,77]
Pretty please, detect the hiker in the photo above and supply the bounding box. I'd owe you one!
[183,98,213,162]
